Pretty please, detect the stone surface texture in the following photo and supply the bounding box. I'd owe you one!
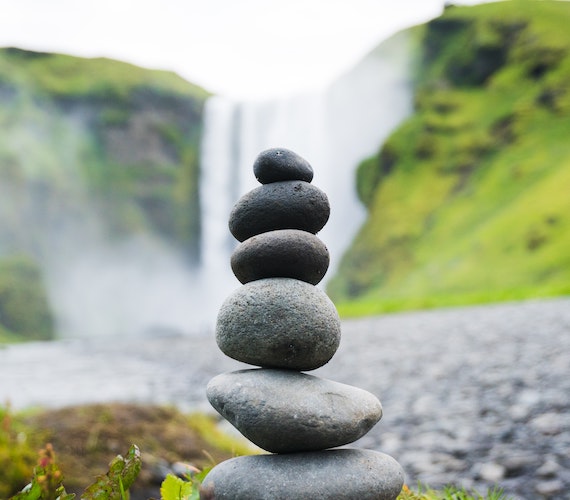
[216,278,340,370]
[228,181,330,242]
[253,147,314,184]
[200,449,405,500]
[230,229,329,285]
[206,368,383,453]
[3,298,569,499]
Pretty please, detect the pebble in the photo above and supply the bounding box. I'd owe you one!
[253,147,314,184]
[206,368,383,453]
[216,278,340,370]
[2,298,569,499]
[230,229,329,285]
[228,181,330,242]
[200,449,404,500]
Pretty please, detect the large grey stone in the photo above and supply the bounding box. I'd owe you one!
[206,368,383,453]
[228,181,330,242]
[200,449,405,500]
[231,229,330,285]
[253,147,314,184]
[216,278,340,370]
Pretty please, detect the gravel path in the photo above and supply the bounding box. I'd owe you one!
[1,297,569,499]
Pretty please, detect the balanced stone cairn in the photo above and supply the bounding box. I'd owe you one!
[200,148,404,499]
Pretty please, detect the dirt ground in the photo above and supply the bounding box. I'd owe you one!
[22,403,252,499]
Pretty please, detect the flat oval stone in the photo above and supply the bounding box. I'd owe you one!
[206,369,383,453]
[228,181,329,242]
[216,278,340,370]
[231,230,329,285]
[253,147,314,184]
[200,449,404,500]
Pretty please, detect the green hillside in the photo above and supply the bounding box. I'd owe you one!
[0,48,209,341]
[328,0,570,315]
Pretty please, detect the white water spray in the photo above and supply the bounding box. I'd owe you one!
[198,30,415,302]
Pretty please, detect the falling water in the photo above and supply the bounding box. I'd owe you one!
[198,30,415,299]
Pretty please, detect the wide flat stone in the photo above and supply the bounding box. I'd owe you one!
[231,229,330,284]
[206,368,383,453]
[253,147,314,184]
[216,278,340,370]
[200,449,405,500]
[228,181,330,242]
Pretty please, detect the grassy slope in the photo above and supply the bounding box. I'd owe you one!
[329,0,570,316]
[0,48,210,340]
[0,47,209,100]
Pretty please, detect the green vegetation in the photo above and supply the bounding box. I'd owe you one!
[0,403,254,498]
[329,0,570,314]
[398,484,511,500]
[0,47,209,341]
[2,404,511,500]
[0,256,54,342]
[0,47,208,101]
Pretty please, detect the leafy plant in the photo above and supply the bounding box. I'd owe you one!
[0,405,39,496]
[81,444,141,500]
[8,444,74,500]
[397,483,512,500]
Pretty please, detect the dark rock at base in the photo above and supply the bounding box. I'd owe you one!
[228,181,330,242]
[206,369,383,453]
[253,147,314,184]
[216,278,340,370]
[200,449,404,500]
[231,229,330,285]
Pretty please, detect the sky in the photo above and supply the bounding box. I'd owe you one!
[0,0,491,100]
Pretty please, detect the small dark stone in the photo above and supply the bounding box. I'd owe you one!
[200,449,405,500]
[206,369,383,453]
[228,181,329,242]
[216,278,340,370]
[231,229,329,285]
[253,147,314,184]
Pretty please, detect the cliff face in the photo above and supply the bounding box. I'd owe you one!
[328,0,570,313]
[0,48,209,340]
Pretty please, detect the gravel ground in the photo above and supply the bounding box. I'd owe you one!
[1,297,569,499]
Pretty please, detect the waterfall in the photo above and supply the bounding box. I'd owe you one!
[199,30,415,295]
[0,31,414,340]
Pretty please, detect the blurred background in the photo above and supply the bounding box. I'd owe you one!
[9,0,563,341]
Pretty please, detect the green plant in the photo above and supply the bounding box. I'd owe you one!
[0,406,39,497]
[8,444,74,500]
[158,467,210,500]
[0,255,54,342]
[397,483,512,500]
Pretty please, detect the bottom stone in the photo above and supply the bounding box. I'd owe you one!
[200,448,404,500]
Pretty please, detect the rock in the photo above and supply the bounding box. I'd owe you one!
[531,412,565,435]
[253,147,314,184]
[206,368,383,453]
[535,479,564,496]
[476,462,506,482]
[228,181,330,242]
[231,229,330,284]
[536,457,560,478]
[200,449,404,500]
[216,278,340,370]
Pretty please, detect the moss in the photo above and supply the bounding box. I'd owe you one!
[4,403,255,498]
[0,255,54,341]
[329,0,570,313]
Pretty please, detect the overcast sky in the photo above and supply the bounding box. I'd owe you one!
[0,0,492,99]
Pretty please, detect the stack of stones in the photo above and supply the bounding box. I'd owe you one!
[200,148,404,499]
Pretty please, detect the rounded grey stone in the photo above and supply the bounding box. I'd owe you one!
[253,147,314,184]
[228,181,330,242]
[230,229,330,285]
[206,368,383,453]
[216,278,340,370]
[200,449,404,500]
